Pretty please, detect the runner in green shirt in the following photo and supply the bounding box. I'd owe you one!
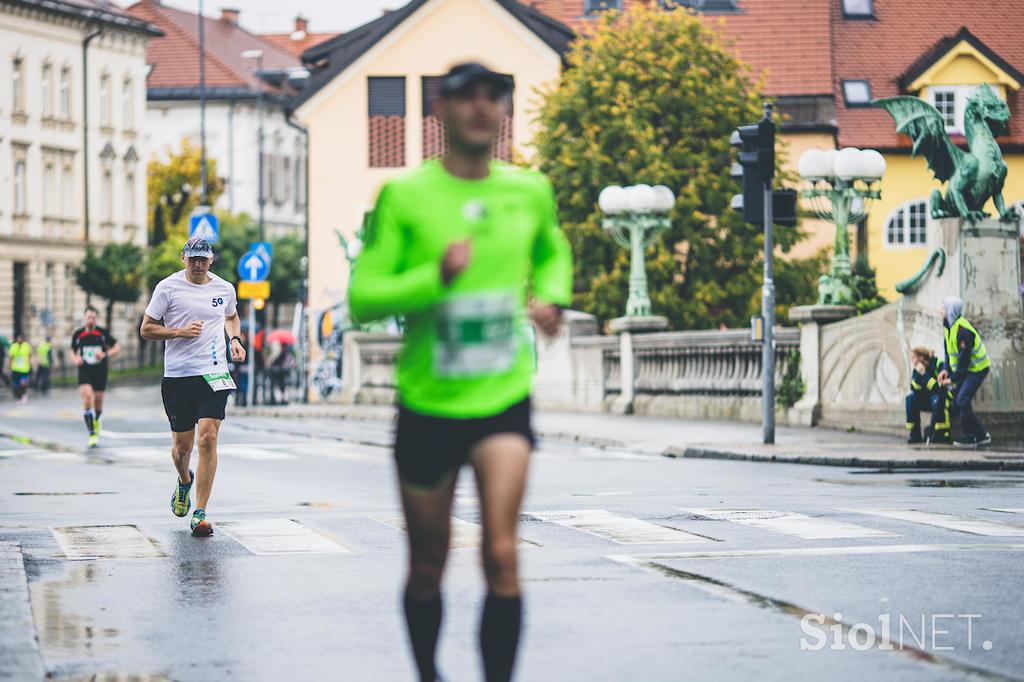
[349,62,572,682]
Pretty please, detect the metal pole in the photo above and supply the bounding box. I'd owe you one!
[256,55,265,242]
[761,102,776,445]
[247,302,256,407]
[199,0,208,204]
[82,28,102,247]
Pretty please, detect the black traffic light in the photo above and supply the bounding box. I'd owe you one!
[730,115,797,227]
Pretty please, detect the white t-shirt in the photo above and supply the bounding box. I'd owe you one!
[145,270,238,378]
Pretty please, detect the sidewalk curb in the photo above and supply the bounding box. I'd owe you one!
[670,445,1024,470]
[0,542,45,680]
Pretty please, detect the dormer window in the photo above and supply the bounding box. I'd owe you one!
[585,0,622,14]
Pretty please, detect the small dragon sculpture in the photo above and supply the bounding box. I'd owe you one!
[874,84,1019,225]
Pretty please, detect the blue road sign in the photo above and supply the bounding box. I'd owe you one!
[250,241,273,266]
[189,212,219,243]
[238,250,270,282]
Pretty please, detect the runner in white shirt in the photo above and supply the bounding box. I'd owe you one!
[140,237,246,537]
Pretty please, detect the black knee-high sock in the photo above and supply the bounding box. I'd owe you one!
[83,410,95,434]
[480,593,523,682]
[403,590,442,682]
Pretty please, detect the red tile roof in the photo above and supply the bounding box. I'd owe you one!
[832,0,1024,149]
[261,32,339,59]
[125,0,299,93]
[522,0,833,97]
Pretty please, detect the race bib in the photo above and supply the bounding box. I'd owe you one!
[81,347,102,365]
[203,371,237,392]
[435,292,519,378]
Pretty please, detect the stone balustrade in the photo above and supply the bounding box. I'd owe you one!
[337,321,802,424]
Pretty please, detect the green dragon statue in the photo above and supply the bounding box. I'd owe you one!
[874,84,1019,225]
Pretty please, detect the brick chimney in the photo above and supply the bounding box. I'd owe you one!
[220,7,240,25]
[295,15,308,33]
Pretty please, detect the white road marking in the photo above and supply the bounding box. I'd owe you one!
[844,509,1024,536]
[374,515,486,549]
[96,445,296,461]
[218,519,349,555]
[607,543,1024,563]
[684,508,897,539]
[527,509,706,545]
[50,525,166,560]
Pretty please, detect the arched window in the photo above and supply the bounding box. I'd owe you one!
[884,198,929,247]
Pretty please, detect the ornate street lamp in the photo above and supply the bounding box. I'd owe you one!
[798,147,886,305]
[598,183,675,319]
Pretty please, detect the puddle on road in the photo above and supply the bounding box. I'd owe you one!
[31,564,121,664]
[818,477,1024,488]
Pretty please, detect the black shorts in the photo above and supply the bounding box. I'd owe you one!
[78,365,109,391]
[161,376,232,433]
[394,396,535,489]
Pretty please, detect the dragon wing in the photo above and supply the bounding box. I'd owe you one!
[872,96,965,183]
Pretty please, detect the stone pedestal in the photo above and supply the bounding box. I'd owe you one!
[788,305,856,426]
[608,316,668,414]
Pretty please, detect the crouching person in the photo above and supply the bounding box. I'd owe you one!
[906,347,951,445]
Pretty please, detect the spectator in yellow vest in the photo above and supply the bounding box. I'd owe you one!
[34,337,53,395]
[937,297,991,447]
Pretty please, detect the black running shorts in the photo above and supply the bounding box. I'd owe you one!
[161,376,231,432]
[78,365,109,391]
[394,396,535,489]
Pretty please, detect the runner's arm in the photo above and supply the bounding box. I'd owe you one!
[349,186,445,323]
[69,331,82,366]
[140,315,191,341]
[530,179,573,308]
[225,312,246,362]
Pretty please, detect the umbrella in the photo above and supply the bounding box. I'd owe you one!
[265,329,296,345]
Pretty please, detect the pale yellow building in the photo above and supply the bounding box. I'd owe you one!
[292,0,572,379]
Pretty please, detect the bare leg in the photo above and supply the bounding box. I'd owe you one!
[79,384,95,411]
[93,391,105,415]
[171,429,195,486]
[470,434,532,596]
[400,474,457,681]
[194,418,221,510]
[471,433,531,682]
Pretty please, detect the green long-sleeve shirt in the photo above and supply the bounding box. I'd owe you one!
[349,160,573,418]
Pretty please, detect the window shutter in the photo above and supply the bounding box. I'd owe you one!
[369,77,406,167]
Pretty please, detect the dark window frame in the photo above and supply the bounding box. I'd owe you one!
[841,0,875,19]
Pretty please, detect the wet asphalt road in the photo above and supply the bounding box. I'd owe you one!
[2,386,1024,682]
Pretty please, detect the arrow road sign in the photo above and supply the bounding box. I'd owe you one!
[238,250,270,282]
[189,211,219,244]
[251,242,273,267]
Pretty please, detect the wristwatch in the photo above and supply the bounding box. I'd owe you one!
[230,335,242,344]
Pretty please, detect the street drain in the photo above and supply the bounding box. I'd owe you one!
[625,559,1018,682]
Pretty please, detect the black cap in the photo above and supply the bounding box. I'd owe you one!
[439,62,513,98]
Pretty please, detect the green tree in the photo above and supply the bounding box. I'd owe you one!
[75,243,146,329]
[147,139,225,246]
[533,6,819,329]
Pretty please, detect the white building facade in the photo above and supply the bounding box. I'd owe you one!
[0,0,158,362]
[144,97,306,239]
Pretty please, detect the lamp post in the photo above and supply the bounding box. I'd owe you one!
[798,147,886,305]
[241,49,266,242]
[598,184,675,319]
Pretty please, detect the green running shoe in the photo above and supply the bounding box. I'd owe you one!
[94,417,102,438]
[87,433,99,448]
[191,508,213,537]
[171,469,193,517]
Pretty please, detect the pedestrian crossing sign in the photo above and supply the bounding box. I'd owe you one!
[189,210,219,244]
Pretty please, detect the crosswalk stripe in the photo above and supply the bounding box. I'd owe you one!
[373,515,486,548]
[526,509,706,545]
[684,508,897,539]
[99,430,169,440]
[845,509,1024,536]
[218,519,350,555]
[50,525,166,560]
[607,543,1024,562]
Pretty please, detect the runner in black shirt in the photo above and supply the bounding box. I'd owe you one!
[71,305,121,447]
